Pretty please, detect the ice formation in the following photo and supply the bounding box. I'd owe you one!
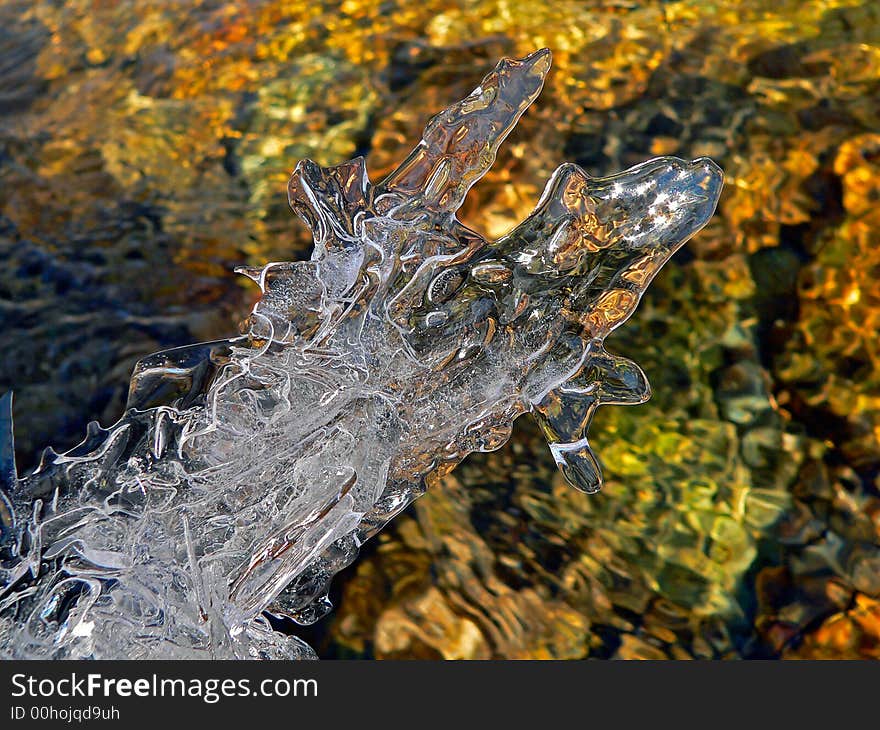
[0,49,722,659]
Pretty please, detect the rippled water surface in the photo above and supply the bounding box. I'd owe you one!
[1,0,879,658]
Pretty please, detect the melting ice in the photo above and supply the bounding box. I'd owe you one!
[0,50,722,659]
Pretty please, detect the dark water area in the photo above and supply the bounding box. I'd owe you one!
[1,0,879,659]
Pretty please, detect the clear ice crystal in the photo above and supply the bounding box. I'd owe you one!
[0,49,722,659]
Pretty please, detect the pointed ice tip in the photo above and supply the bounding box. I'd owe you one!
[497,48,552,86]
[521,48,552,76]
[549,438,604,494]
[34,446,59,474]
[379,48,552,212]
[234,265,264,285]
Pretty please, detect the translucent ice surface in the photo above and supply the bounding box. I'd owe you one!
[0,50,722,659]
